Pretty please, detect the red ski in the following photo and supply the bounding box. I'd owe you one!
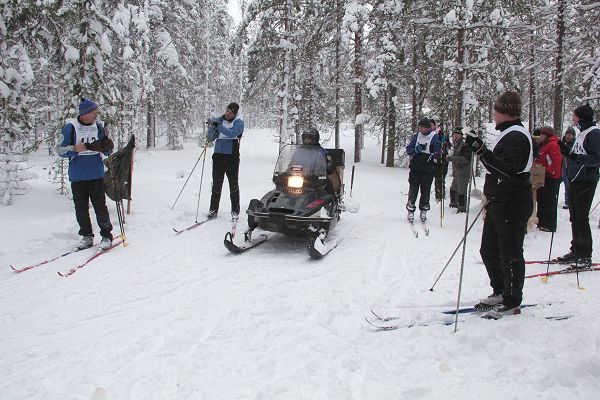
[525,266,600,279]
[57,239,124,277]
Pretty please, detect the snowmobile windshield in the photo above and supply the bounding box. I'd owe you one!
[274,145,327,177]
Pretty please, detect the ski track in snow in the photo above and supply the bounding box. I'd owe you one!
[2,128,600,399]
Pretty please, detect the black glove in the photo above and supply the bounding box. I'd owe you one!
[465,131,487,155]
[558,139,575,159]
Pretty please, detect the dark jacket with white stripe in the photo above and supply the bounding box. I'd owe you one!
[480,120,532,202]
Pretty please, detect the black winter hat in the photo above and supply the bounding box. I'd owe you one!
[574,104,594,122]
[417,117,431,128]
[227,102,240,114]
[452,127,463,135]
[494,90,522,117]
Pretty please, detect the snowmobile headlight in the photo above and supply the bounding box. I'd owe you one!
[288,175,304,188]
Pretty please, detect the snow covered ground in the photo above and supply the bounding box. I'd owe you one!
[2,128,600,400]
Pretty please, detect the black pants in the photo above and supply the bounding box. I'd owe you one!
[407,167,434,211]
[210,153,240,214]
[71,178,113,239]
[434,161,448,200]
[480,196,533,308]
[536,176,561,231]
[567,181,598,258]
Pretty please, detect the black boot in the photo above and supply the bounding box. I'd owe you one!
[457,194,466,213]
[449,190,458,208]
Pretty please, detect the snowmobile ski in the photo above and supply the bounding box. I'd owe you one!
[308,236,338,259]
[57,239,124,277]
[173,218,213,235]
[223,231,268,254]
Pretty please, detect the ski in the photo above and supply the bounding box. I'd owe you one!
[421,220,430,236]
[223,231,268,254]
[10,247,87,273]
[173,218,213,235]
[524,259,600,266]
[409,221,419,238]
[57,239,124,277]
[369,303,542,323]
[308,236,338,259]
[525,266,600,279]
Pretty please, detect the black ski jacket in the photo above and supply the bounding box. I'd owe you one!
[480,120,532,202]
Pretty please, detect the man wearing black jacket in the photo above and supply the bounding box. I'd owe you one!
[465,90,533,319]
[556,104,600,267]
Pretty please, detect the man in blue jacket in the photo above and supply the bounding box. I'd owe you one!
[207,102,245,221]
[405,117,441,222]
[56,98,114,250]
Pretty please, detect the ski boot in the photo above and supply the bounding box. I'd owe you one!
[99,236,113,251]
[420,210,427,223]
[474,292,503,311]
[207,210,218,220]
[481,303,521,320]
[554,252,578,264]
[76,236,94,250]
[407,210,415,222]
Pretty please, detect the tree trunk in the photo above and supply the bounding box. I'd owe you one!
[146,96,155,148]
[386,85,396,167]
[354,26,363,163]
[553,0,565,135]
[381,89,387,164]
[279,0,293,150]
[528,21,537,132]
[455,27,465,129]
[334,0,342,149]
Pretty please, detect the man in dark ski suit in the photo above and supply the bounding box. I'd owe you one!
[405,117,441,222]
[465,91,533,319]
[556,104,600,267]
[446,127,471,213]
[56,97,115,250]
[207,102,244,221]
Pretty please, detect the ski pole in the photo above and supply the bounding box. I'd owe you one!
[542,186,561,282]
[429,201,486,291]
[350,165,356,196]
[171,147,207,209]
[453,133,477,332]
[541,231,555,282]
[194,142,209,223]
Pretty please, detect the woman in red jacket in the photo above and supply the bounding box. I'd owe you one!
[537,126,563,232]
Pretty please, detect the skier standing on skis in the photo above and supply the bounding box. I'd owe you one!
[536,126,563,232]
[446,127,471,213]
[432,119,450,202]
[465,90,533,319]
[556,104,600,268]
[56,97,114,251]
[405,117,441,223]
[206,102,244,222]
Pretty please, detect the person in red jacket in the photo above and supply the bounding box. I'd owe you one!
[536,126,563,232]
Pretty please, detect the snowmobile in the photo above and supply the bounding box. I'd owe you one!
[224,142,345,259]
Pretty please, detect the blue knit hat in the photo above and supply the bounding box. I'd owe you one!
[79,97,98,116]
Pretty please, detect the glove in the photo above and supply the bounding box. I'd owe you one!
[414,143,426,154]
[558,139,575,159]
[465,131,487,155]
[206,118,220,127]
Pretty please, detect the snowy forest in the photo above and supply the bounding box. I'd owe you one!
[1,0,599,203]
